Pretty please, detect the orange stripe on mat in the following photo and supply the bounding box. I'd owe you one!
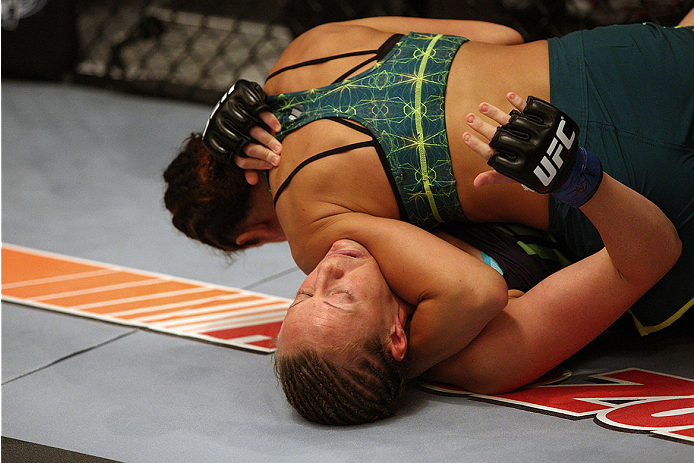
[1,244,290,353]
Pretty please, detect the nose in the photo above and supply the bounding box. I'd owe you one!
[314,260,345,291]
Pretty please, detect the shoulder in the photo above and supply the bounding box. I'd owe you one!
[273,22,376,64]
[294,21,384,42]
[265,22,391,93]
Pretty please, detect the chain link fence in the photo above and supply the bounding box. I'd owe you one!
[2,0,692,105]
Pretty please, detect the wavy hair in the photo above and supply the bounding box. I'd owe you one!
[163,133,251,252]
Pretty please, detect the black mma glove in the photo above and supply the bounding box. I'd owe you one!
[488,96,603,208]
[202,79,272,165]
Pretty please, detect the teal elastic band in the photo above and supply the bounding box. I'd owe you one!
[480,251,504,276]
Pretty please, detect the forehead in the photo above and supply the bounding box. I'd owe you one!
[282,298,353,333]
[278,296,383,349]
[277,304,346,352]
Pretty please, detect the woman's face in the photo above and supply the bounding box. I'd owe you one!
[277,239,400,353]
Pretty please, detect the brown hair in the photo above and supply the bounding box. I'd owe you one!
[163,133,251,252]
[274,336,407,425]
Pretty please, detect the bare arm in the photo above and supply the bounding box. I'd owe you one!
[426,95,681,393]
[341,17,524,44]
[289,212,509,373]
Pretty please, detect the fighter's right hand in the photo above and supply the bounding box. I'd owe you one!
[202,79,282,184]
[465,93,602,207]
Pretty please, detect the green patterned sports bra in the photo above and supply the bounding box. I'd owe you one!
[267,32,469,229]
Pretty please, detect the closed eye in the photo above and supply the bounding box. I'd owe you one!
[331,290,355,303]
[287,291,312,310]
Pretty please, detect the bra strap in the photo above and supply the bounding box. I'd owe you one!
[273,140,377,206]
[331,56,378,84]
[265,34,403,82]
[266,49,378,81]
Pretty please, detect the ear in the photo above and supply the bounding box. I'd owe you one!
[236,226,286,247]
[389,322,408,362]
[235,224,270,247]
[388,301,410,362]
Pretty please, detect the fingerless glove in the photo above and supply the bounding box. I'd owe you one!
[202,79,271,165]
[488,96,603,207]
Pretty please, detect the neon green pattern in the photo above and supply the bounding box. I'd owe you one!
[494,224,573,268]
[267,33,469,229]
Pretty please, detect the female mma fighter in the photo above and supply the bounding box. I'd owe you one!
[164,16,692,424]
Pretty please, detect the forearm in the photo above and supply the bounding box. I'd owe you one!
[433,171,681,394]
[369,227,508,377]
[427,241,676,394]
[442,95,683,393]
[476,96,681,288]
[579,173,681,288]
[413,175,682,387]
[406,283,507,378]
[315,213,509,377]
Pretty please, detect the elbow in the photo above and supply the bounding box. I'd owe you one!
[442,267,508,330]
[459,362,529,395]
[502,29,525,45]
[657,215,682,275]
[655,227,682,282]
[466,372,531,395]
[669,233,683,270]
[485,26,525,45]
[456,374,506,396]
[461,360,550,395]
[467,275,510,335]
[628,224,681,289]
[466,382,515,396]
[450,277,508,336]
[477,272,510,319]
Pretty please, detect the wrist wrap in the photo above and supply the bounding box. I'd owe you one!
[202,79,271,165]
[551,146,603,207]
[488,96,603,207]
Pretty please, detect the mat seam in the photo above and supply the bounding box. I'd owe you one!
[2,330,138,385]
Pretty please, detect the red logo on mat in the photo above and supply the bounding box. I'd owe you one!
[474,369,694,444]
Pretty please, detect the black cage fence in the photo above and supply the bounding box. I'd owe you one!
[2,0,692,105]
[72,0,295,103]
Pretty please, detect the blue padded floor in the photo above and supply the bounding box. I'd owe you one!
[2,80,693,462]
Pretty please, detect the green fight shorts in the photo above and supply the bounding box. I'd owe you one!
[547,23,694,334]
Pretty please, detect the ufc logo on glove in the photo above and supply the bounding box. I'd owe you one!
[534,118,576,187]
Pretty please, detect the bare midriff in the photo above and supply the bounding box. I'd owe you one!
[446,40,551,229]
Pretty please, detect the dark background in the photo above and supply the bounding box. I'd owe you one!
[3,0,693,104]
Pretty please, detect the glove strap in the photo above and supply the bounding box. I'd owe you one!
[550,147,603,208]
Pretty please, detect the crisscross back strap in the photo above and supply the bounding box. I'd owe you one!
[266,34,403,83]
[266,49,378,82]
[273,140,376,206]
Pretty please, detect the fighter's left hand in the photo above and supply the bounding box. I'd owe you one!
[202,79,283,185]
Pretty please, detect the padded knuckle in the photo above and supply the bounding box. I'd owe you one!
[235,79,270,113]
[506,116,539,139]
[202,79,271,164]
